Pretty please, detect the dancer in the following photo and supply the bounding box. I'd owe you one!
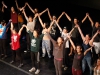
[22,8,37,52]
[64,12,88,44]
[25,2,48,32]
[86,13,100,58]
[38,15,55,58]
[0,20,11,59]
[55,21,75,69]
[67,34,93,75]
[47,31,68,75]
[76,24,100,75]
[23,24,47,74]
[10,22,24,68]
[47,9,65,40]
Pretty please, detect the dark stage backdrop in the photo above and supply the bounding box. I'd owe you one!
[1,0,100,36]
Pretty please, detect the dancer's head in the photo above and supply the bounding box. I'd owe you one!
[85,34,91,41]
[33,29,39,38]
[34,8,38,14]
[74,17,78,24]
[63,27,68,33]
[1,20,6,26]
[28,15,33,22]
[52,15,57,20]
[43,22,49,29]
[76,44,82,53]
[95,22,99,28]
[57,37,64,45]
[11,6,15,12]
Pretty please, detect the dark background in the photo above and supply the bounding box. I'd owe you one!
[1,0,100,35]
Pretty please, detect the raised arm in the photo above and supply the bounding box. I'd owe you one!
[81,13,88,23]
[25,2,35,14]
[18,25,25,35]
[84,47,93,55]
[22,9,28,21]
[47,9,52,21]
[38,15,45,28]
[77,25,85,41]
[65,12,71,21]
[87,13,94,27]
[15,0,19,10]
[39,8,48,16]
[68,35,76,50]
[56,12,65,23]
[10,22,14,32]
[69,27,75,35]
[55,21,62,32]
[48,21,55,32]
[1,1,7,12]
[6,19,12,28]
[89,30,99,46]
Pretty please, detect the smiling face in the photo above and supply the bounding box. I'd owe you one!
[85,34,90,41]
[33,30,38,38]
[76,45,82,53]
[57,37,63,44]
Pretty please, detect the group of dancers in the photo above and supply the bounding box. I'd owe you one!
[0,0,100,75]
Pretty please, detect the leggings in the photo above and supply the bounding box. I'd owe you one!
[0,39,7,55]
[26,33,31,50]
[12,48,23,64]
[63,48,70,67]
[31,52,40,69]
[54,58,63,75]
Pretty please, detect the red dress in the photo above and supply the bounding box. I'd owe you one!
[11,33,20,50]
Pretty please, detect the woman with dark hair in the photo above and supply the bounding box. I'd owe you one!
[38,15,55,58]
[67,35,93,75]
[76,24,100,75]
[47,32,69,75]
[55,21,75,70]
[86,13,100,59]
[25,2,48,32]
[24,25,44,74]
[47,9,65,40]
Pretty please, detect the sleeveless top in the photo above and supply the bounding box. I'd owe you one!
[82,41,91,57]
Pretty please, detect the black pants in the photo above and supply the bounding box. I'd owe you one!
[0,39,7,55]
[54,59,63,75]
[12,48,23,64]
[63,48,70,67]
[26,33,31,50]
[31,52,40,69]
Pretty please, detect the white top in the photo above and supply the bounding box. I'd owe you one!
[26,18,35,32]
[61,32,69,48]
